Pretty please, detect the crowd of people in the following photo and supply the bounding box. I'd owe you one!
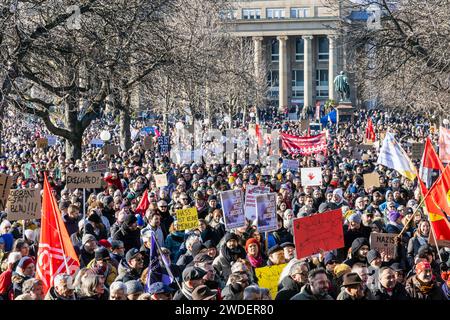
[0,106,449,301]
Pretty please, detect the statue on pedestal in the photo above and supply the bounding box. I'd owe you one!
[334,71,350,102]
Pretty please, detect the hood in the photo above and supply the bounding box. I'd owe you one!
[351,237,369,257]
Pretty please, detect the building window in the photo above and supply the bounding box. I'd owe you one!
[267,70,279,87]
[318,37,329,61]
[242,9,261,20]
[267,8,285,19]
[316,70,329,87]
[295,38,304,61]
[292,70,304,98]
[219,10,236,20]
[290,8,309,18]
[271,39,279,62]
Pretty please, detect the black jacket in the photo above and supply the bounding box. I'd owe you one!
[371,283,410,300]
[63,214,79,237]
[115,259,142,283]
[405,276,447,300]
[112,224,141,252]
[275,276,303,300]
[79,247,95,268]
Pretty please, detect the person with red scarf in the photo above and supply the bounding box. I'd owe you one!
[104,168,124,193]
[405,261,447,300]
[245,238,265,269]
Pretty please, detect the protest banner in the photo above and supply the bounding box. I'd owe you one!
[281,159,299,172]
[154,174,168,188]
[244,185,270,221]
[6,188,41,221]
[47,135,57,146]
[66,172,102,189]
[158,136,170,154]
[411,142,425,160]
[255,263,287,300]
[90,138,104,147]
[176,207,199,231]
[281,132,327,156]
[255,193,277,233]
[220,190,245,230]
[103,144,120,155]
[88,160,108,173]
[293,208,344,259]
[36,138,48,148]
[370,233,397,257]
[300,167,322,186]
[0,174,13,211]
[363,171,380,190]
[143,136,153,150]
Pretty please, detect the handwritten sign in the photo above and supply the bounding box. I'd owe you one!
[158,136,170,154]
[255,263,287,300]
[36,138,48,149]
[220,190,245,230]
[300,167,322,186]
[103,144,120,155]
[255,193,278,233]
[363,171,380,191]
[0,174,13,211]
[143,136,153,150]
[88,160,108,173]
[6,188,42,221]
[176,207,199,231]
[293,208,344,259]
[244,185,270,221]
[66,172,102,189]
[282,159,299,172]
[24,163,37,180]
[370,233,397,257]
[154,174,168,188]
[411,142,425,160]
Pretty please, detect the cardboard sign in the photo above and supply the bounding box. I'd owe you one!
[66,172,102,189]
[36,138,48,148]
[0,174,13,211]
[363,172,380,190]
[176,207,199,231]
[24,163,37,180]
[158,136,170,154]
[103,144,120,155]
[154,174,168,188]
[370,233,397,257]
[47,135,57,146]
[411,142,425,160]
[244,185,270,221]
[362,154,370,161]
[255,263,287,300]
[88,160,108,173]
[293,208,344,259]
[143,136,153,150]
[220,190,246,230]
[6,188,42,221]
[282,159,299,172]
[300,167,322,186]
[255,193,278,233]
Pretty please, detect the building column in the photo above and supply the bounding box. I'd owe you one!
[303,35,313,109]
[277,35,288,112]
[328,35,338,101]
[253,36,263,79]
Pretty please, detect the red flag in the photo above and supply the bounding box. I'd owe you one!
[365,117,376,142]
[255,124,263,147]
[135,189,150,216]
[36,175,80,294]
[419,137,444,188]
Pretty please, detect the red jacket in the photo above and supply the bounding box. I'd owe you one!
[0,268,13,298]
[104,176,124,193]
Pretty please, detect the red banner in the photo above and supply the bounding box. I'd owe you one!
[281,132,327,155]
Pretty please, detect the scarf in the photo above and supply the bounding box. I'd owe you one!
[247,254,264,268]
[416,277,435,295]
[417,235,427,247]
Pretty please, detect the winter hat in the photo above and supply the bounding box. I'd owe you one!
[245,238,260,253]
[17,256,34,270]
[82,234,96,246]
[124,214,138,226]
[342,273,362,287]
[334,264,351,278]
[223,233,240,244]
[333,188,343,199]
[191,242,206,257]
[348,212,362,224]
[147,282,175,295]
[388,210,401,222]
[182,266,207,282]
[415,261,431,275]
[324,252,337,266]
[24,229,36,242]
[98,239,112,249]
[125,280,144,295]
[192,285,218,300]
[102,196,114,207]
[267,244,283,256]
[366,249,381,264]
[94,247,110,261]
[350,237,370,256]
[88,212,102,224]
[418,244,434,258]
[125,248,140,262]
[318,202,338,213]
[8,252,22,265]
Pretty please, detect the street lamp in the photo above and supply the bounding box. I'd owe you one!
[100,130,111,142]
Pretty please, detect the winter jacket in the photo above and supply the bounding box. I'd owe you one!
[45,287,77,300]
[173,283,194,300]
[371,283,410,300]
[272,228,293,245]
[112,224,141,252]
[114,259,142,283]
[405,276,447,300]
[164,231,184,262]
[176,251,194,270]
[0,268,13,300]
[63,214,79,237]
[221,284,244,300]
[140,225,164,248]
[337,288,370,300]
[84,223,108,241]
[79,247,95,268]
[290,284,334,300]
[407,236,428,269]
[275,276,303,300]
[86,259,118,286]
[11,272,30,298]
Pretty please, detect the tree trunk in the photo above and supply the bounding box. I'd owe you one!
[119,108,131,151]
[65,137,82,160]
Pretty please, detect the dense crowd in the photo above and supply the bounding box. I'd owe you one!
[0,107,449,301]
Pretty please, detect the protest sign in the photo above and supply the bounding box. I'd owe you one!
[0,174,13,211]
[370,233,397,257]
[24,163,37,180]
[300,167,322,186]
[36,138,48,148]
[255,193,277,233]
[255,263,287,300]
[103,144,120,155]
[411,142,425,160]
[154,174,168,188]
[88,160,108,173]
[143,136,153,150]
[293,208,344,259]
[220,190,245,230]
[66,172,102,189]
[362,153,370,161]
[47,135,57,146]
[281,132,327,156]
[6,188,41,221]
[281,159,299,172]
[363,172,380,190]
[244,185,270,221]
[158,136,170,153]
[90,138,104,147]
[176,207,199,231]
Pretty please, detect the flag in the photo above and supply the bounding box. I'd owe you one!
[135,189,150,216]
[36,175,80,294]
[439,126,450,163]
[377,132,417,180]
[419,137,444,188]
[144,232,172,292]
[255,124,263,147]
[154,128,161,138]
[365,117,376,142]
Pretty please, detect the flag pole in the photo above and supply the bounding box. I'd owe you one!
[153,233,182,291]
[83,188,86,221]
[429,216,444,263]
